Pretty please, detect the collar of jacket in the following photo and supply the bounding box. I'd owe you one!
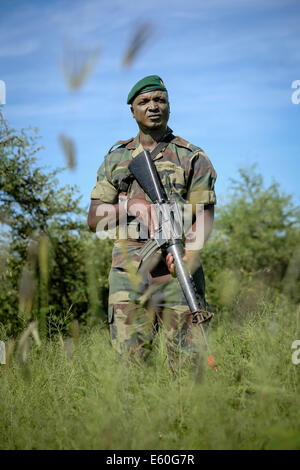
[125,126,174,150]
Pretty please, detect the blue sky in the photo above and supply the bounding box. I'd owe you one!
[1,0,300,210]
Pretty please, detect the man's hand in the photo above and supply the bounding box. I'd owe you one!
[166,252,176,276]
[166,204,214,276]
[166,248,200,277]
[87,197,159,236]
[127,198,159,238]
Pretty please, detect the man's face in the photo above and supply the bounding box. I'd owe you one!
[131,90,170,131]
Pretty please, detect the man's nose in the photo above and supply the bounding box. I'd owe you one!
[149,100,159,111]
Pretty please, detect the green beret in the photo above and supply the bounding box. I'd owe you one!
[127,75,167,105]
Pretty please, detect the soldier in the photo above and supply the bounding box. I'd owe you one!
[88,75,217,367]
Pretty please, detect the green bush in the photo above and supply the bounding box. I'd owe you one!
[1,112,299,342]
[0,296,299,450]
[202,165,300,312]
[0,111,112,336]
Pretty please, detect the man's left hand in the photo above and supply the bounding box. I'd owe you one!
[166,248,200,276]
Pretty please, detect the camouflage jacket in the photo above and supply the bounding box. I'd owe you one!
[91,127,217,209]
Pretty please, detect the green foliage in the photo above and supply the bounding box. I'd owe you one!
[1,111,300,337]
[1,112,300,450]
[201,165,300,312]
[0,298,299,450]
[0,111,112,335]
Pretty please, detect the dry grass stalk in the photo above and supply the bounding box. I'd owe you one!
[70,319,79,347]
[19,266,35,319]
[4,339,15,371]
[119,239,142,291]
[38,234,48,283]
[62,44,100,90]
[58,133,77,170]
[122,22,153,67]
[17,321,41,363]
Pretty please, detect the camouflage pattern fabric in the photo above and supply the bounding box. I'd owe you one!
[91,127,217,363]
[108,240,211,366]
[91,127,217,208]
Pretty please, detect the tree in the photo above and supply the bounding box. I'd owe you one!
[201,165,300,311]
[0,111,112,336]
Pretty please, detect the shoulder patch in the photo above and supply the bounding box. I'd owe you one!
[108,137,134,154]
[172,136,200,153]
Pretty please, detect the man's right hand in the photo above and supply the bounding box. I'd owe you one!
[127,198,159,238]
[88,197,159,238]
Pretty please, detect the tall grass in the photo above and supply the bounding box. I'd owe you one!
[0,295,299,450]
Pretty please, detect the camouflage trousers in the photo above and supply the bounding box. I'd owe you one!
[108,240,212,367]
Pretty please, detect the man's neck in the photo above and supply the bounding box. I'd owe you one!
[138,126,169,150]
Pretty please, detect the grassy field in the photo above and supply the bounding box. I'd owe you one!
[1,295,300,450]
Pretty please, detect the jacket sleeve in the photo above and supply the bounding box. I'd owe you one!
[90,155,118,203]
[187,150,217,205]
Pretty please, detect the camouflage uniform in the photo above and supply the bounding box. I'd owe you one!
[91,127,217,363]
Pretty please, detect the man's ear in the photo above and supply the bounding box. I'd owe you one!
[130,105,135,118]
[166,97,170,115]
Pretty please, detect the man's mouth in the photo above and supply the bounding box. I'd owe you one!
[148,114,161,119]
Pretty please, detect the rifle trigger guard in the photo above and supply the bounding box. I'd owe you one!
[192,310,213,324]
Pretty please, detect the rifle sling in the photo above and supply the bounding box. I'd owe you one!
[119,136,172,193]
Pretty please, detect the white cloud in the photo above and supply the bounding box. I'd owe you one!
[0,39,39,58]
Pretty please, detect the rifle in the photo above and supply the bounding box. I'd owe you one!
[128,149,213,347]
